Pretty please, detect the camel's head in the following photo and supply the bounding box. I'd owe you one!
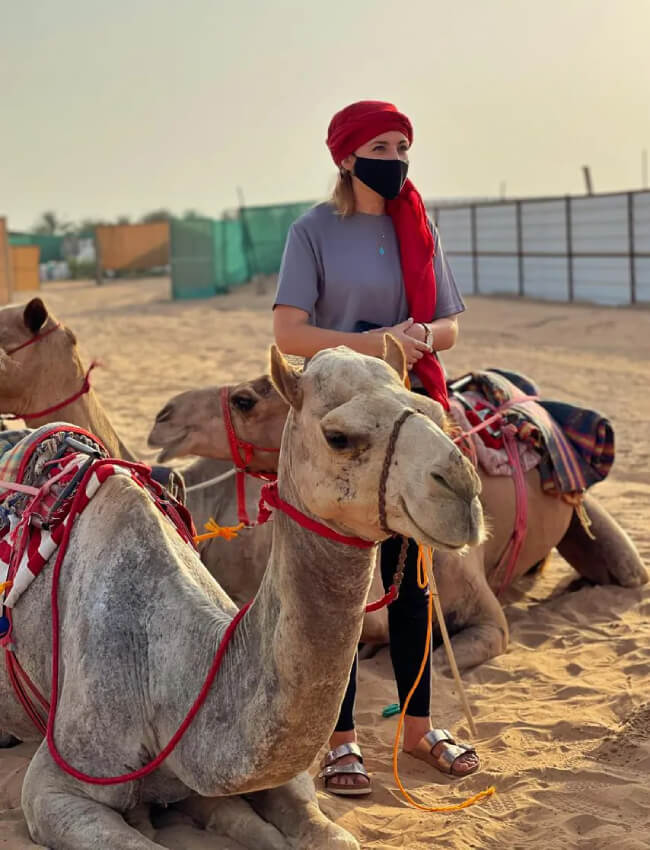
[148,376,289,471]
[0,298,77,409]
[270,338,485,550]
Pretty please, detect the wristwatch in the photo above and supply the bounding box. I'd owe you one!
[420,322,434,349]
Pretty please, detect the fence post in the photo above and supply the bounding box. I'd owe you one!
[565,196,574,302]
[516,200,524,296]
[470,205,479,294]
[432,206,439,227]
[627,192,636,304]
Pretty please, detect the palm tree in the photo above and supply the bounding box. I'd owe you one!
[33,211,72,235]
[140,209,172,223]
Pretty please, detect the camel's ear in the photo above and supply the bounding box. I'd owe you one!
[382,333,407,383]
[269,345,303,410]
[23,298,48,334]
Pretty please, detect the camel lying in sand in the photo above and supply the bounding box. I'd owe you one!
[0,341,484,849]
[0,298,266,607]
[148,371,648,670]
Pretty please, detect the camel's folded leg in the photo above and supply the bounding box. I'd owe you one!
[557,494,648,587]
[22,741,167,850]
[432,573,509,673]
[247,772,360,850]
[177,795,287,850]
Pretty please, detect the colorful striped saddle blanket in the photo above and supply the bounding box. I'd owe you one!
[0,424,194,613]
[449,369,614,497]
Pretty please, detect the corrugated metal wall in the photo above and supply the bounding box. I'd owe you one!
[432,190,650,305]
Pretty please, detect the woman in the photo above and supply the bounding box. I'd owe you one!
[273,100,479,796]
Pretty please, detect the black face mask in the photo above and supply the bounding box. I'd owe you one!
[353,156,409,200]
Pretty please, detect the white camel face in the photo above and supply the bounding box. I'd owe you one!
[271,343,485,551]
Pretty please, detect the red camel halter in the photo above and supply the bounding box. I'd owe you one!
[3,324,97,422]
[450,392,538,594]
[220,386,280,525]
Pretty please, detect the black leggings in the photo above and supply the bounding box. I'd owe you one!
[334,535,430,731]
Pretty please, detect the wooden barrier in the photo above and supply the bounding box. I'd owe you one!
[0,217,13,304]
[95,221,169,274]
[10,245,41,292]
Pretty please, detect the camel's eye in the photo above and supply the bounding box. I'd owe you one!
[232,394,256,413]
[324,430,349,450]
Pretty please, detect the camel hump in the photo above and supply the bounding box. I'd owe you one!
[557,494,648,587]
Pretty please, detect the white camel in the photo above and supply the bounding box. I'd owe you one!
[0,340,484,849]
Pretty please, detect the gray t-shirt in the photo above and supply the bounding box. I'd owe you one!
[273,202,465,331]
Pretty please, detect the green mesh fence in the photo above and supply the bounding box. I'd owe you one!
[9,233,64,263]
[214,218,248,288]
[170,217,219,299]
[170,201,314,300]
[240,203,313,275]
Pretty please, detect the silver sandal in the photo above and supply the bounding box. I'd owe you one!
[405,728,479,776]
[318,743,372,797]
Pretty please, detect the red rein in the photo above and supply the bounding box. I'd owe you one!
[220,386,279,526]
[4,324,97,421]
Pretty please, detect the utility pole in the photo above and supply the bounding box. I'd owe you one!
[582,166,594,195]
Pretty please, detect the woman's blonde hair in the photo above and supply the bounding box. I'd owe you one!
[331,169,356,217]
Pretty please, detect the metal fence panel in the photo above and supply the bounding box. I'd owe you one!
[477,256,519,294]
[477,204,517,252]
[570,194,628,253]
[521,200,566,253]
[634,258,650,302]
[438,189,650,305]
[434,207,472,252]
[572,257,631,305]
[522,256,569,300]
[634,192,650,253]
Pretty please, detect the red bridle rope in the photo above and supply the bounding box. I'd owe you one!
[220,386,279,526]
[5,323,61,355]
[3,323,98,422]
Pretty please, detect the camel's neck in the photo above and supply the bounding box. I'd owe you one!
[24,352,136,461]
[170,460,377,795]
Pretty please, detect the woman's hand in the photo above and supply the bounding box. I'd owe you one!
[404,321,426,342]
[382,318,431,369]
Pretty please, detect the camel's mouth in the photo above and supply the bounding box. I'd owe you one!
[152,434,189,463]
[399,497,469,553]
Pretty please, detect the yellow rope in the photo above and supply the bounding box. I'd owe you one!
[391,545,496,812]
[574,499,596,540]
[194,518,245,544]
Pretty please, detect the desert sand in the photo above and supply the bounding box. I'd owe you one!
[1,277,648,850]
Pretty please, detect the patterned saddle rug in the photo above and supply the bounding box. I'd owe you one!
[448,369,615,498]
[0,424,195,613]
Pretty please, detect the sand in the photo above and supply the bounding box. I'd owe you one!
[1,277,649,850]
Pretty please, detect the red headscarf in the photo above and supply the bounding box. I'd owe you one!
[326,100,449,409]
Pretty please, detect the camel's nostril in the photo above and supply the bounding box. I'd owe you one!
[156,406,173,423]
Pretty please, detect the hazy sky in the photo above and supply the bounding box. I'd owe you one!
[2,0,649,230]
